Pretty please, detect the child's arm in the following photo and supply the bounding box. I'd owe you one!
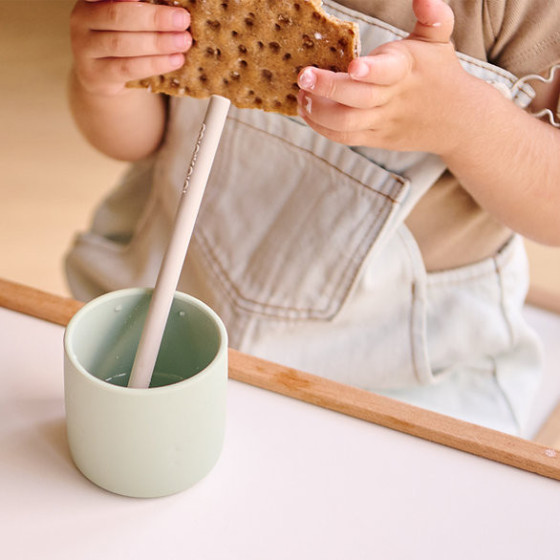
[296,0,560,246]
[69,0,191,162]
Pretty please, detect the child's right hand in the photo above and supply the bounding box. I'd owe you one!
[70,0,191,97]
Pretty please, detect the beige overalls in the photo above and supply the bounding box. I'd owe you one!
[66,1,543,435]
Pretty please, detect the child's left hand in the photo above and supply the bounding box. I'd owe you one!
[297,0,470,156]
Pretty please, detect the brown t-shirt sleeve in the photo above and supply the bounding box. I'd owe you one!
[484,0,560,77]
[484,0,560,141]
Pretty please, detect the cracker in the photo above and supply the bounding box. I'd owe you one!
[128,0,360,115]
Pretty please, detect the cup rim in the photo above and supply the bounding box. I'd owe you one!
[64,288,228,394]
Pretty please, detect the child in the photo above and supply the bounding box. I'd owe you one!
[66,0,560,435]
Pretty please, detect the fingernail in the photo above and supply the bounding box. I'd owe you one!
[298,94,312,115]
[350,60,369,79]
[297,93,312,118]
[298,68,316,90]
[173,10,188,29]
[174,33,188,49]
[169,53,184,68]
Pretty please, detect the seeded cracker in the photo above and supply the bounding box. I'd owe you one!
[128,0,360,115]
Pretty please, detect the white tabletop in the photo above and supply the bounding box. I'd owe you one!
[1,307,560,559]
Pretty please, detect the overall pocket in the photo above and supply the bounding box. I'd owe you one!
[422,235,530,375]
[385,231,542,432]
[182,104,410,323]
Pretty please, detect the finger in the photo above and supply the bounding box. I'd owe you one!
[81,1,190,32]
[297,90,379,133]
[91,52,186,84]
[348,48,412,85]
[297,67,392,109]
[410,0,454,43]
[298,107,373,147]
[85,30,191,58]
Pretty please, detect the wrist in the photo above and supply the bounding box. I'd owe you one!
[68,66,167,162]
[438,74,510,162]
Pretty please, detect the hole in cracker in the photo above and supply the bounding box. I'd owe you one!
[261,69,273,81]
[230,71,241,80]
[286,94,297,103]
[257,41,264,49]
[254,97,263,105]
[269,42,281,53]
[283,53,292,61]
[239,60,248,68]
[302,34,314,49]
[239,44,247,54]
[206,20,221,30]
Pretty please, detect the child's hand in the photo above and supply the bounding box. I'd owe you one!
[296,0,469,156]
[70,0,191,96]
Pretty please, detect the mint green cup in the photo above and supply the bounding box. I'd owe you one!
[63,288,227,498]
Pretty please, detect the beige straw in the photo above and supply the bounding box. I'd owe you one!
[128,95,231,389]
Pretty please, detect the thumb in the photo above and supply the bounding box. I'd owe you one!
[409,0,454,43]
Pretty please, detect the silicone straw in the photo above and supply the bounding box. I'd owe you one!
[128,95,231,389]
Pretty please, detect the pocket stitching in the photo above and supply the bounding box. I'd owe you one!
[194,201,404,320]
[193,117,408,320]
[228,115,406,200]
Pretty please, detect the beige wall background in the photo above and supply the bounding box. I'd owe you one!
[0,1,126,297]
[1,1,559,299]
